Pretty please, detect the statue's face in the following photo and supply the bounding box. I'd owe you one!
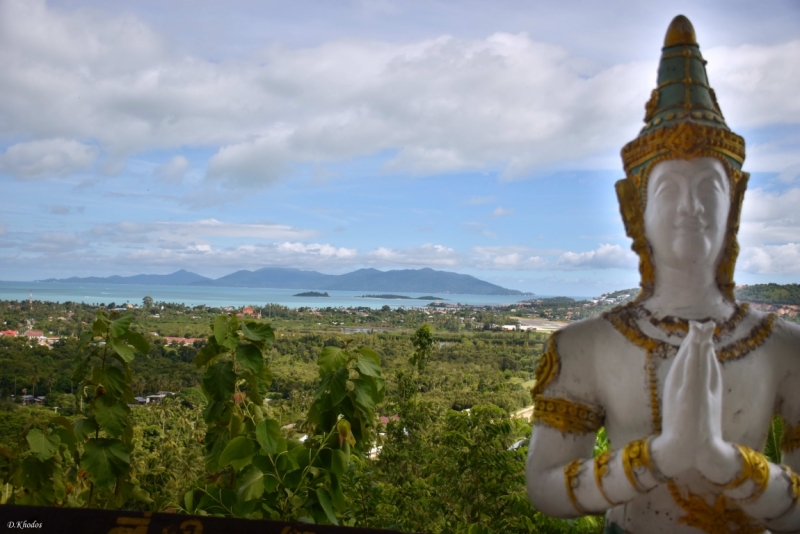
[644,157,730,270]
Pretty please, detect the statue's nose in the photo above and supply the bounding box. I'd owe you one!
[677,187,704,217]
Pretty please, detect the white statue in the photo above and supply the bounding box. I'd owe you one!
[526,15,800,534]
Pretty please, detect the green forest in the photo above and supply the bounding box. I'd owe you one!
[0,285,794,532]
[0,299,608,533]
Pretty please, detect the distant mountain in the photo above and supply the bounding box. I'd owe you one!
[41,269,212,286]
[41,267,525,295]
[195,267,524,295]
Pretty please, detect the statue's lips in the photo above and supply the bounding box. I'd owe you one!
[674,220,707,232]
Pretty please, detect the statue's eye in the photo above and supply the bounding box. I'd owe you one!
[654,181,678,199]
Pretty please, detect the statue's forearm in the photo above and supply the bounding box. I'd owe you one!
[720,446,800,531]
[526,436,664,516]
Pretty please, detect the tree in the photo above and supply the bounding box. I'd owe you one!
[410,323,434,373]
[143,296,154,308]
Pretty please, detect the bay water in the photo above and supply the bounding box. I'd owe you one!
[0,281,534,309]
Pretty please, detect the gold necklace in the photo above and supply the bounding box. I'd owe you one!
[636,302,749,341]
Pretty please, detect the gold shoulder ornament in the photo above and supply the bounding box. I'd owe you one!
[531,332,560,400]
[533,396,604,435]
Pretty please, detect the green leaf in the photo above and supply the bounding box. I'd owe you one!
[81,438,130,489]
[53,427,77,454]
[73,417,98,441]
[316,487,338,525]
[328,368,350,410]
[90,366,128,398]
[256,419,284,455]
[242,321,275,346]
[109,313,133,337]
[329,473,346,511]
[357,347,381,365]
[330,449,348,478]
[318,346,347,374]
[204,427,230,473]
[202,400,232,426]
[92,316,109,337]
[352,381,377,412]
[214,315,228,346]
[26,429,60,461]
[195,337,222,368]
[218,436,256,468]
[356,353,382,378]
[184,490,195,514]
[120,330,149,355]
[110,338,135,363]
[93,396,129,437]
[202,361,236,402]
[236,343,264,373]
[237,465,265,501]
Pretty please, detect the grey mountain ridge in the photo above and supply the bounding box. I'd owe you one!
[40,267,526,295]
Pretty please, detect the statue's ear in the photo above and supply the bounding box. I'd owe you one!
[616,177,655,298]
[716,170,749,301]
[615,178,642,242]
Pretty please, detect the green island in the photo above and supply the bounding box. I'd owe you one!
[0,284,796,532]
[359,294,445,300]
[292,291,330,297]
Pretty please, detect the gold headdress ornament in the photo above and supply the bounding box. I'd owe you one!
[617,14,748,302]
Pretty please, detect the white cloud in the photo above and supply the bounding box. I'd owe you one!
[739,187,800,247]
[364,243,460,267]
[705,41,800,130]
[556,243,637,270]
[0,139,98,179]
[739,244,800,275]
[491,206,514,217]
[99,219,317,242]
[1,1,796,185]
[49,205,71,215]
[24,232,87,253]
[277,242,357,258]
[470,246,553,270]
[155,155,190,183]
[778,163,800,184]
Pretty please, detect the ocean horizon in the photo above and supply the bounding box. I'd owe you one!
[0,281,590,309]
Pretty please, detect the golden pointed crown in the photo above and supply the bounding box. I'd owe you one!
[616,15,749,302]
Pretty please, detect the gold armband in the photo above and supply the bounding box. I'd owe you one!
[564,458,588,514]
[778,466,800,517]
[594,450,619,505]
[724,445,770,502]
[533,396,604,435]
[622,438,660,492]
[789,469,800,511]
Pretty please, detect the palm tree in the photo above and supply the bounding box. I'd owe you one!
[28,366,40,399]
[43,373,56,395]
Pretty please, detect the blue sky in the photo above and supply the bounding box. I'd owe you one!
[1,0,799,296]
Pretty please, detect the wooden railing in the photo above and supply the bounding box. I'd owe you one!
[0,505,405,534]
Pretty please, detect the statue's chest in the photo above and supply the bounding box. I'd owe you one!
[597,311,778,449]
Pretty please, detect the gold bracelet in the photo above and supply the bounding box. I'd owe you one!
[564,458,587,514]
[775,466,800,519]
[622,438,659,492]
[724,445,770,502]
[594,450,618,505]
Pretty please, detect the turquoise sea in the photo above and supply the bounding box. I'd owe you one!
[0,281,534,309]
